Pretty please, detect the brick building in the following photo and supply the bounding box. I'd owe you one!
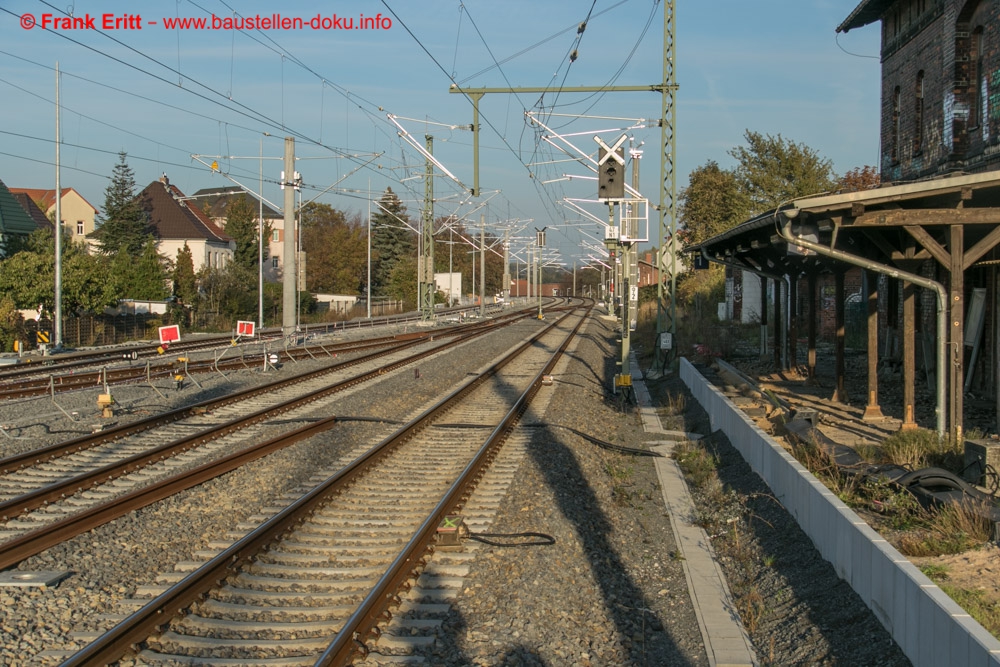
[838,0,1000,181]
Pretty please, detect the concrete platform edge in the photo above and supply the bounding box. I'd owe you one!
[678,357,1000,667]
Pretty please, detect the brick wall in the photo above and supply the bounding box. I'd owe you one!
[879,0,1000,181]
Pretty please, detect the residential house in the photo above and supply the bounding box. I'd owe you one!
[192,186,286,281]
[141,176,234,273]
[0,178,38,256]
[10,191,52,230]
[7,186,97,242]
[838,0,1000,181]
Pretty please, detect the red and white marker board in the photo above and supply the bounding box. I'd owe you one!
[236,320,255,337]
[158,325,181,345]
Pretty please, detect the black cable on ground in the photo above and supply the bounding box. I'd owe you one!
[467,531,555,547]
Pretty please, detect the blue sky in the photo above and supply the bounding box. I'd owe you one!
[0,0,882,261]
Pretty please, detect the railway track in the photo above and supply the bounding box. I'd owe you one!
[0,333,421,401]
[0,304,510,395]
[58,304,588,665]
[0,311,535,569]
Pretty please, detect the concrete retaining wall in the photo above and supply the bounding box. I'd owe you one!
[680,357,1000,667]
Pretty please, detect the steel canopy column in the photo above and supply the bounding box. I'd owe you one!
[863,269,885,420]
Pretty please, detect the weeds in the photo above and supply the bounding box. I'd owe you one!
[672,439,718,489]
[938,585,1000,638]
[898,498,994,557]
[860,475,924,530]
[739,585,766,634]
[920,564,950,581]
[879,427,964,473]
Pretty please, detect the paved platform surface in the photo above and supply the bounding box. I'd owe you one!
[632,361,759,667]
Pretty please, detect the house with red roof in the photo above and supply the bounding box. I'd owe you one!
[7,186,97,242]
[140,175,234,273]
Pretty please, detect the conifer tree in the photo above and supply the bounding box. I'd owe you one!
[97,152,150,256]
[370,187,414,297]
[173,243,198,305]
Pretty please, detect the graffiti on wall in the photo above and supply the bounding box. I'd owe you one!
[989,69,1000,122]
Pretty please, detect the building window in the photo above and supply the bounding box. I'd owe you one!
[891,86,901,163]
[971,27,984,129]
[271,256,279,269]
[272,230,280,242]
[914,71,924,153]
[76,220,84,235]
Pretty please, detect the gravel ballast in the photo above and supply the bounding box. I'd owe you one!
[0,312,914,665]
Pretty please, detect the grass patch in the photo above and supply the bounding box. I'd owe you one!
[939,585,1000,638]
[898,499,994,557]
[879,428,964,473]
[672,439,718,489]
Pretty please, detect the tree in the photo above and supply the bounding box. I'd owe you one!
[386,255,418,309]
[300,202,367,294]
[679,160,752,247]
[173,243,198,305]
[0,227,116,313]
[370,187,415,297]
[839,165,881,193]
[729,130,837,215]
[223,195,270,272]
[96,152,151,256]
[106,239,170,301]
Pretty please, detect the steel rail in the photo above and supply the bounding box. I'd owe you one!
[0,336,404,400]
[60,306,587,666]
[0,310,536,569]
[0,310,534,473]
[0,338,418,475]
[319,304,591,665]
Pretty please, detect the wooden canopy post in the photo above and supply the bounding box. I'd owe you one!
[808,271,818,382]
[789,275,798,371]
[863,269,884,420]
[901,279,918,430]
[759,275,768,359]
[833,269,848,403]
[950,224,965,443]
[774,276,783,370]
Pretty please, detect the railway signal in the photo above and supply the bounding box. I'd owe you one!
[595,133,627,200]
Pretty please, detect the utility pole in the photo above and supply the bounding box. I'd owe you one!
[656,1,678,372]
[502,229,511,303]
[448,0,678,363]
[53,62,62,350]
[419,135,435,320]
[480,219,486,318]
[619,149,642,384]
[282,137,296,338]
[536,227,545,319]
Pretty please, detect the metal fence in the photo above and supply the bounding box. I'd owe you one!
[23,314,177,350]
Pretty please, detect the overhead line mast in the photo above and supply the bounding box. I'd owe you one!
[449,0,678,370]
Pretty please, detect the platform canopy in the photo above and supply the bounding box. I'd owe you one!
[691,171,1000,279]
[689,170,1000,442]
